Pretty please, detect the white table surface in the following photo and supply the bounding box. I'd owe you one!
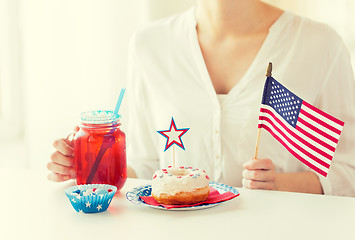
[1,167,355,240]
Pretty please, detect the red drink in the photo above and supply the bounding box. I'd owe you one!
[74,110,126,191]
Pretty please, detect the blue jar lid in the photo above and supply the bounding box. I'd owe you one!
[80,110,120,125]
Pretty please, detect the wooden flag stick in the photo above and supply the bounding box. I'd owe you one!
[254,62,273,159]
[173,145,175,168]
[254,128,261,159]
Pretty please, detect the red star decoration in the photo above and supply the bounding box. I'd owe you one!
[157,117,189,151]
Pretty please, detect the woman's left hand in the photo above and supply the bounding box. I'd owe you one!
[242,158,277,190]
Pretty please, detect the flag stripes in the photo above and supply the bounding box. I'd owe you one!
[259,122,328,177]
[295,122,336,152]
[297,118,339,144]
[299,110,341,138]
[259,114,333,161]
[302,101,344,126]
[259,103,344,177]
[259,105,333,166]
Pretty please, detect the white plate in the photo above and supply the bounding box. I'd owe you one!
[125,182,239,211]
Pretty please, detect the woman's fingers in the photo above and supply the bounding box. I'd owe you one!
[47,161,75,177]
[242,169,276,182]
[242,178,275,190]
[50,151,74,167]
[243,158,275,170]
[53,138,74,157]
[47,172,72,182]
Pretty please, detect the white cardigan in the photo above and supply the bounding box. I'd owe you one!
[125,8,355,196]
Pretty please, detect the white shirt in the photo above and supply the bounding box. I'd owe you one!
[124,8,355,196]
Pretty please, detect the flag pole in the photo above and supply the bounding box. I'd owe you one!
[254,62,272,159]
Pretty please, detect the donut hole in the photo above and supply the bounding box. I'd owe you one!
[170,168,189,177]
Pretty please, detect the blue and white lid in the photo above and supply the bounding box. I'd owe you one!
[80,110,120,125]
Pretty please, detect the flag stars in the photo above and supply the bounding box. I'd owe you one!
[266,79,303,127]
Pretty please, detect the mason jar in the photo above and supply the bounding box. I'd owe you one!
[73,110,126,191]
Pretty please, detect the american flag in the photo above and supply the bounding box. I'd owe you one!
[258,77,344,177]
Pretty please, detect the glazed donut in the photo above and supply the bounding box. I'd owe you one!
[151,166,210,205]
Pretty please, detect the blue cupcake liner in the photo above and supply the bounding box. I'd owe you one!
[65,184,117,213]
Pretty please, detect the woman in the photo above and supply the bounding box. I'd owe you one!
[47,0,355,196]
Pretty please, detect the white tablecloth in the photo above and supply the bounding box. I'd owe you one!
[1,168,354,240]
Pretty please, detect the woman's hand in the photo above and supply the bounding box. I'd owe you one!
[47,128,78,182]
[242,158,277,190]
